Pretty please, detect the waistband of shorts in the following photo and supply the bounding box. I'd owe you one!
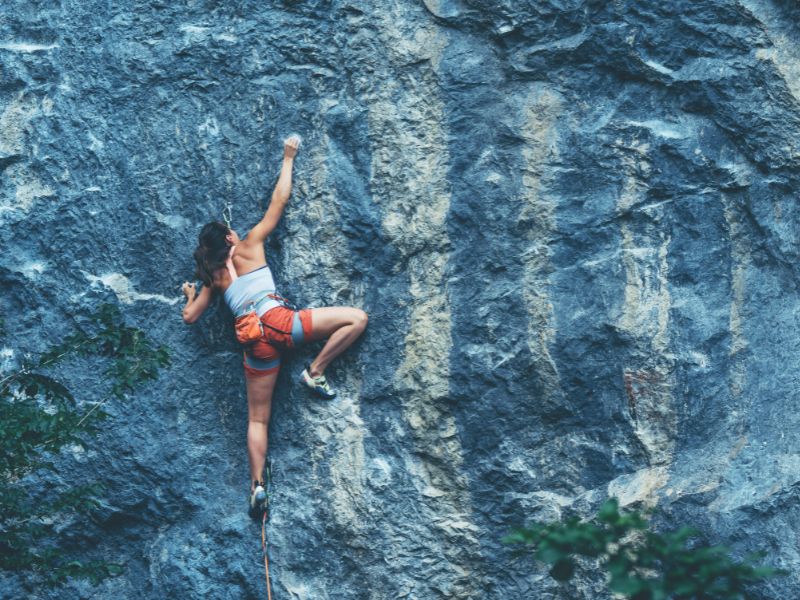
[254,295,282,316]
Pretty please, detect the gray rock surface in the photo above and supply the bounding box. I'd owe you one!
[2,0,799,597]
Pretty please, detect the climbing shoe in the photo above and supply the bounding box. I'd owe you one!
[249,481,268,520]
[300,367,337,400]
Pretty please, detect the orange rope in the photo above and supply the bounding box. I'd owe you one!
[261,511,272,600]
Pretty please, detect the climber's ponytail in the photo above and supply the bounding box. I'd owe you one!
[193,221,230,286]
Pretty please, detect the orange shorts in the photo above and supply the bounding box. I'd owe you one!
[243,306,313,378]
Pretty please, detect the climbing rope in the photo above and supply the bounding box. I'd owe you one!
[261,511,272,600]
[222,156,286,232]
[260,458,273,600]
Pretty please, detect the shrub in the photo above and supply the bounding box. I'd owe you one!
[0,304,170,585]
[505,498,785,599]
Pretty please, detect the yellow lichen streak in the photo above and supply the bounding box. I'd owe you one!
[744,0,800,107]
[610,139,676,507]
[722,192,750,428]
[0,92,55,212]
[519,84,564,399]
[366,5,481,598]
[282,131,369,533]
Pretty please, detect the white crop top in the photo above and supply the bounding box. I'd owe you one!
[222,247,282,316]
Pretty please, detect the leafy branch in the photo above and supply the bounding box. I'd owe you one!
[505,498,786,599]
[0,304,170,585]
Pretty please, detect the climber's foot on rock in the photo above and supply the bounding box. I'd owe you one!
[300,366,337,400]
[249,481,268,520]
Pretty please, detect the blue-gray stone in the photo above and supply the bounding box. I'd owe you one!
[1,0,799,598]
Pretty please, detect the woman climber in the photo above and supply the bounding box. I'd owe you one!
[180,135,368,518]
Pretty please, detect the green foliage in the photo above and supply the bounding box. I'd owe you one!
[0,304,170,586]
[505,498,785,599]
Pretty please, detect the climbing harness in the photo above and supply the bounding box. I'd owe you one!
[266,293,298,312]
[233,293,299,344]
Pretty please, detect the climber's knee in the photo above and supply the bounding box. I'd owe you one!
[354,308,368,331]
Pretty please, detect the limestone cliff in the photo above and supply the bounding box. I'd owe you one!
[2,0,799,598]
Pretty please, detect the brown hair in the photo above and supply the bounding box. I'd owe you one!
[193,221,230,286]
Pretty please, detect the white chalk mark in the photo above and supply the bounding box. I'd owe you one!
[0,42,58,53]
[644,59,675,75]
[179,25,209,35]
[154,212,191,230]
[15,180,55,209]
[197,116,219,137]
[87,132,104,152]
[84,272,180,305]
[19,261,46,278]
[627,119,688,139]
[214,33,238,43]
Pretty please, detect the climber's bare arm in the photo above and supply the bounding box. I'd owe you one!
[244,135,301,246]
[182,282,213,324]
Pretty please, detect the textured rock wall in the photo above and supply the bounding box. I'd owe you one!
[2,0,800,598]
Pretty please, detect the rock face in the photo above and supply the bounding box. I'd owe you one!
[2,0,800,598]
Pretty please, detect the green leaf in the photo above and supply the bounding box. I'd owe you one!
[502,530,532,545]
[608,574,647,595]
[597,498,620,524]
[549,558,575,582]
[503,496,786,598]
[1,302,170,588]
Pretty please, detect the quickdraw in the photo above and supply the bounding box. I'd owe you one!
[222,199,233,230]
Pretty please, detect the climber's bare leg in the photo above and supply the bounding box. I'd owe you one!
[306,307,368,376]
[246,370,278,488]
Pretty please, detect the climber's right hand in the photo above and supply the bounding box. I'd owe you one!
[182,281,196,300]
